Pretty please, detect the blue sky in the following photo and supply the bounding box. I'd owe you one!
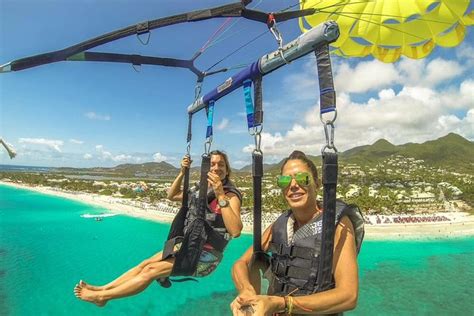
[1,0,473,169]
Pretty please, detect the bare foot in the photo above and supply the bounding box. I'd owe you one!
[74,283,107,307]
[80,280,104,291]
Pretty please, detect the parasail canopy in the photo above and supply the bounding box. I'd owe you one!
[299,0,474,62]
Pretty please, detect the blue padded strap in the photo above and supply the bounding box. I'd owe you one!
[206,101,215,138]
[243,79,255,129]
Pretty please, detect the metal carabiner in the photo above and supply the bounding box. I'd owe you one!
[269,23,290,65]
[204,137,213,155]
[194,81,202,101]
[319,109,338,125]
[322,121,337,154]
[186,142,191,156]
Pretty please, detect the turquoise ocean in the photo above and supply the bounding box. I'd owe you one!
[1,184,473,315]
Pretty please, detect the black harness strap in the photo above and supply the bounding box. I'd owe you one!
[317,152,338,292]
[252,152,263,253]
[170,154,211,276]
[253,75,263,126]
[248,75,269,293]
[314,43,338,293]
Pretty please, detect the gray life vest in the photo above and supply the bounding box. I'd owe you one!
[266,200,364,297]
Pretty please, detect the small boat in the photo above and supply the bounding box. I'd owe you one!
[81,213,118,219]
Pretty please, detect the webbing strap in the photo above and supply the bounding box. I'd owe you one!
[243,76,263,129]
[317,152,338,292]
[187,114,193,143]
[315,45,336,114]
[252,151,263,252]
[253,75,263,126]
[206,101,215,139]
[198,155,211,204]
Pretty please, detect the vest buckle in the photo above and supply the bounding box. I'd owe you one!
[279,244,293,258]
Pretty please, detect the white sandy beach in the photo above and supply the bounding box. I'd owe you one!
[1,180,473,240]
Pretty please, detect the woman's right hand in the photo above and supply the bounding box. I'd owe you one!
[180,156,191,172]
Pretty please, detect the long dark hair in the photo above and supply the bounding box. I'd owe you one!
[280,150,319,187]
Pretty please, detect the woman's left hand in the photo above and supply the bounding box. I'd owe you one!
[234,295,281,316]
[208,171,225,197]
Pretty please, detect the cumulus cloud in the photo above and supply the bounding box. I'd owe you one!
[83,153,93,159]
[243,78,474,156]
[85,112,111,121]
[334,60,400,94]
[153,152,167,162]
[216,118,229,130]
[95,145,142,163]
[335,57,465,94]
[69,139,84,144]
[18,138,63,152]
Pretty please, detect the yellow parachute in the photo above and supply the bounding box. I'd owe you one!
[299,0,474,62]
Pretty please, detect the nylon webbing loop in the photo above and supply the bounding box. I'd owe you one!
[317,152,338,292]
[315,45,336,115]
[315,45,337,153]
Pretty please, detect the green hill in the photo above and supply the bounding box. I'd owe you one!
[342,133,473,172]
[243,133,474,173]
[54,133,473,177]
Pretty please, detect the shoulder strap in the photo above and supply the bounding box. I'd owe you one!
[335,200,365,254]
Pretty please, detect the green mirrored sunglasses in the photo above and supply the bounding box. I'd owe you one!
[277,172,311,189]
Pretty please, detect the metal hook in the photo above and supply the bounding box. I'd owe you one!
[204,137,213,155]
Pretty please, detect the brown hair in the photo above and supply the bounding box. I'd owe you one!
[210,149,232,178]
[280,150,319,187]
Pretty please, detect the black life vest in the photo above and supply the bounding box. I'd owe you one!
[184,178,242,243]
[266,200,364,297]
[160,178,242,284]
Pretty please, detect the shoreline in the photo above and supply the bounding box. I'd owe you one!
[1,180,473,241]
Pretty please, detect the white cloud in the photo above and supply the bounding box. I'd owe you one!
[243,78,474,157]
[83,153,93,160]
[424,58,463,87]
[18,138,63,152]
[456,42,474,68]
[85,112,111,121]
[334,60,400,94]
[332,56,466,94]
[153,152,167,162]
[95,145,142,162]
[69,139,84,144]
[216,118,229,130]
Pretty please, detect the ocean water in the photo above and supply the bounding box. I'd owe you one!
[1,184,473,315]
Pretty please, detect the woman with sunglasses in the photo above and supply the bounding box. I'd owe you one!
[74,150,243,306]
[231,150,364,316]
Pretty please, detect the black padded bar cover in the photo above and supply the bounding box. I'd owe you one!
[314,45,336,114]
